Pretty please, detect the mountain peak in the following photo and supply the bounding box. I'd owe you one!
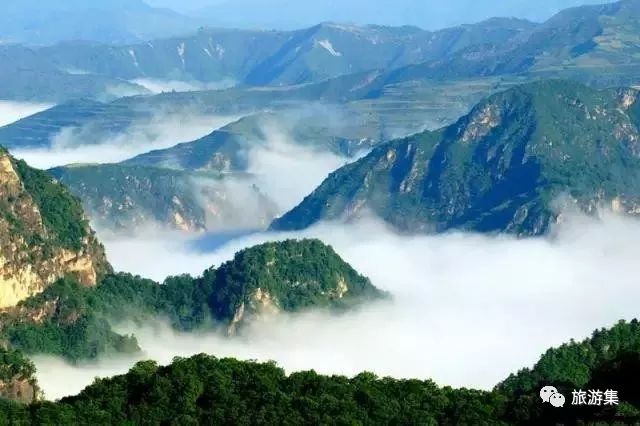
[271,80,640,235]
[0,150,111,308]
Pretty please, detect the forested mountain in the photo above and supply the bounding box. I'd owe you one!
[49,164,278,233]
[0,240,384,361]
[0,148,111,309]
[2,319,640,424]
[272,80,640,235]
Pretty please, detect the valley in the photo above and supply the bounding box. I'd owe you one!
[1,0,640,424]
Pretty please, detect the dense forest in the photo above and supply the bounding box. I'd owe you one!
[0,239,385,362]
[1,320,640,424]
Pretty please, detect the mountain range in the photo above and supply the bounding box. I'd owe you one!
[272,80,640,235]
[3,0,640,103]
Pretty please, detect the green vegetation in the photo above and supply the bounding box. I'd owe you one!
[3,320,640,424]
[0,239,384,361]
[14,159,88,251]
[0,320,640,425]
[0,348,39,405]
[496,319,640,423]
[0,349,35,384]
[49,163,278,233]
[1,355,506,425]
[272,80,640,236]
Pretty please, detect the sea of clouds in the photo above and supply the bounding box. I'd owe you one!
[33,211,640,400]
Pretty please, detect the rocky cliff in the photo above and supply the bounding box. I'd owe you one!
[271,80,640,235]
[0,149,111,309]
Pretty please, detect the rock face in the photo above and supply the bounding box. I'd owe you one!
[271,80,640,235]
[0,150,111,308]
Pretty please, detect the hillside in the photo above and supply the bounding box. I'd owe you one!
[124,112,376,172]
[382,0,640,88]
[49,164,278,233]
[2,319,640,423]
[0,149,111,308]
[0,239,384,360]
[4,1,640,102]
[272,80,640,235]
[38,20,532,86]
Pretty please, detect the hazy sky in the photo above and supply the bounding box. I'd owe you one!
[146,0,616,29]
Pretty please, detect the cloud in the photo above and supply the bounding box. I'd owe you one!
[132,78,237,94]
[0,101,53,127]
[244,121,351,212]
[32,210,640,400]
[10,111,240,169]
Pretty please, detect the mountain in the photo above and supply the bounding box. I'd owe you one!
[189,0,611,30]
[0,0,198,45]
[0,99,149,149]
[124,112,376,172]
[0,149,111,308]
[0,18,534,102]
[49,164,278,233]
[4,1,640,102]
[0,239,384,360]
[36,20,533,86]
[271,80,640,235]
[2,319,640,423]
[382,0,640,88]
[0,46,147,103]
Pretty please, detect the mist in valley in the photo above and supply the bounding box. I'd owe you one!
[33,211,640,400]
[10,110,241,169]
[0,101,53,127]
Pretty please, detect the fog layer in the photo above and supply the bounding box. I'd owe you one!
[11,112,239,169]
[34,212,640,400]
[0,101,53,127]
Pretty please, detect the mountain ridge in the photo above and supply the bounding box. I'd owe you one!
[271,80,640,235]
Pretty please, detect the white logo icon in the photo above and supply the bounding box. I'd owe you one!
[540,386,565,408]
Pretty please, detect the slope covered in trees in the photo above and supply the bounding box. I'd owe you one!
[272,80,640,236]
[0,239,385,362]
[2,320,640,424]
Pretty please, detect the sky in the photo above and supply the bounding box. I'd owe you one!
[146,0,616,29]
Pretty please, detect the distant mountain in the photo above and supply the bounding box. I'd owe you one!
[5,1,640,103]
[0,0,198,45]
[188,0,612,30]
[271,80,640,235]
[35,19,533,86]
[0,46,147,103]
[45,112,374,233]
[0,99,148,149]
[124,112,376,172]
[0,148,111,308]
[0,18,535,102]
[382,0,640,88]
[49,164,278,233]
